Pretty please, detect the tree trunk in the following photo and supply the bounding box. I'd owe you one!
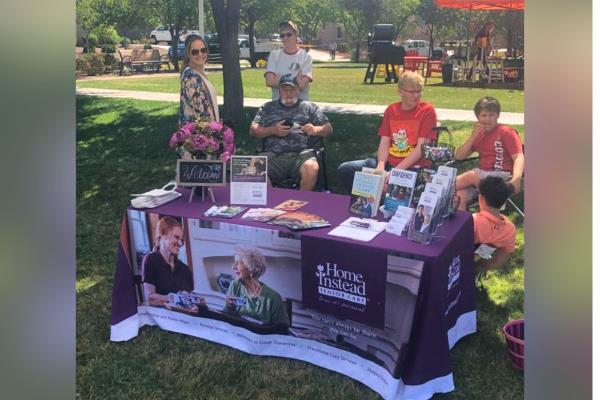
[248,19,256,68]
[354,41,360,62]
[210,0,243,130]
[171,27,181,73]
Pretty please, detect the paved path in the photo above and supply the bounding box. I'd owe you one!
[75,87,524,124]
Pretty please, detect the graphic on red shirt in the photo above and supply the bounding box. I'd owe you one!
[389,120,419,158]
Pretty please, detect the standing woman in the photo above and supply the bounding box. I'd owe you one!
[178,34,219,126]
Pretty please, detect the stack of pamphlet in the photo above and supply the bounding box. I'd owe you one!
[204,205,247,218]
[131,181,181,209]
[349,167,385,218]
[328,217,388,242]
[386,206,415,236]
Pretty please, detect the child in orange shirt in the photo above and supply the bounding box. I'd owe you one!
[473,176,516,272]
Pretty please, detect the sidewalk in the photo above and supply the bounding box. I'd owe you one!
[75,87,525,124]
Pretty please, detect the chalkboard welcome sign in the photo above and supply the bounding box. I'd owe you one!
[176,159,226,186]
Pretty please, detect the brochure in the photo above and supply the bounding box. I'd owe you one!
[409,167,436,209]
[241,208,286,223]
[230,156,268,205]
[386,206,415,236]
[204,205,247,218]
[267,211,331,231]
[328,217,388,242]
[273,199,309,211]
[408,192,439,244]
[349,170,384,218]
[384,168,418,213]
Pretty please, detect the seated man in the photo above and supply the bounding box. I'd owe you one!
[473,176,517,272]
[337,71,438,194]
[250,74,333,190]
[454,96,524,210]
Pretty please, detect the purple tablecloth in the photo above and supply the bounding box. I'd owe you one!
[111,185,476,399]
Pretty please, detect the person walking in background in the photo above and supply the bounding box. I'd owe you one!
[264,21,313,101]
[329,40,338,60]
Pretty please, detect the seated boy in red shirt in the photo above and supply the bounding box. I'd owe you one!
[473,176,517,272]
[454,96,524,210]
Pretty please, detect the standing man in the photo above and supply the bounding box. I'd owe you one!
[329,40,338,60]
[337,71,438,194]
[250,74,332,191]
[265,21,313,101]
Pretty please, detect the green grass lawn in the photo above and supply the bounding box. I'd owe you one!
[76,63,525,113]
[77,96,524,399]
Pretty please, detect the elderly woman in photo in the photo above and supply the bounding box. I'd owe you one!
[224,247,289,327]
[143,216,193,306]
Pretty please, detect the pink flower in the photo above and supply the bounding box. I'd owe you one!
[191,134,209,151]
[208,121,223,131]
[207,138,220,152]
[223,127,234,143]
[224,142,235,154]
[219,151,232,162]
[169,132,179,148]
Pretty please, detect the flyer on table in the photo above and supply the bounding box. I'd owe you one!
[230,155,268,205]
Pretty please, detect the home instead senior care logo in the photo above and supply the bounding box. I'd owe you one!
[315,263,367,306]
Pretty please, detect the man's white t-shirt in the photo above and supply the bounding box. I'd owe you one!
[265,48,313,100]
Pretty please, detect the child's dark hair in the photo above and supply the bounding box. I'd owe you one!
[478,176,513,208]
[474,96,501,116]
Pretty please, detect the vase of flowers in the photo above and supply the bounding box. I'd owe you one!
[169,116,236,162]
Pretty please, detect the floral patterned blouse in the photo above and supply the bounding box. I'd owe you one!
[178,67,219,126]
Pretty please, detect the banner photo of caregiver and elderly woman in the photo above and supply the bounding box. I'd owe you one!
[124,209,424,396]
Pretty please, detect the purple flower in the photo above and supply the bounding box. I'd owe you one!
[207,138,220,152]
[208,121,223,132]
[223,127,234,143]
[191,134,209,151]
[219,151,232,162]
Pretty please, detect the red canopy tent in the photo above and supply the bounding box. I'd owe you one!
[432,0,524,83]
[434,0,524,10]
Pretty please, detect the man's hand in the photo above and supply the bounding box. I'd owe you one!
[272,121,291,137]
[301,123,320,136]
[509,176,521,194]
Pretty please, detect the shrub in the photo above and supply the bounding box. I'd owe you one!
[121,36,131,49]
[143,43,153,50]
[90,24,121,45]
[102,44,116,53]
[76,56,90,74]
[85,53,106,75]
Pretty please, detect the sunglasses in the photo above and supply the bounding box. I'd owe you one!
[190,48,208,55]
[279,32,294,38]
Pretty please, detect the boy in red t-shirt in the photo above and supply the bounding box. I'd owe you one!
[454,97,524,210]
[473,176,517,272]
[337,71,438,194]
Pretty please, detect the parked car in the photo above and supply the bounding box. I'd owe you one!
[149,27,200,44]
[238,36,281,63]
[169,34,280,64]
[401,39,444,59]
[168,34,222,63]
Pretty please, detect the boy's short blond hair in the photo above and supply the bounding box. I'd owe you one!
[397,71,424,89]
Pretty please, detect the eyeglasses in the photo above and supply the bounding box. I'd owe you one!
[279,32,294,38]
[400,88,423,95]
[190,48,208,55]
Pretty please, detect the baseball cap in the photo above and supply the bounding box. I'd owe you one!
[279,21,298,34]
[279,74,299,88]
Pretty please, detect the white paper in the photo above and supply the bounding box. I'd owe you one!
[230,156,268,205]
[328,217,388,242]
